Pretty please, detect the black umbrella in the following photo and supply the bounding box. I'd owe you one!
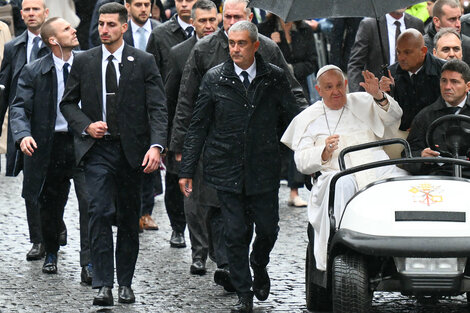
[248,0,425,22]
[249,0,425,74]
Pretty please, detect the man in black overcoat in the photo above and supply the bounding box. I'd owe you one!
[165,0,219,276]
[179,21,301,313]
[60,3,167,306]
[0,0,57,261]
[9,17,92,283]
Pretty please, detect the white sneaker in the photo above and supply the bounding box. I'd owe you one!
[287,196,307,207]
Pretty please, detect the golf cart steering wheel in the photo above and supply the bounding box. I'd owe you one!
[426,114,470,158]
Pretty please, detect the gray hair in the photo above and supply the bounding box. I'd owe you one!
[433,27,461,48]
[223,0,251,16]
[228,20,258,42]
[191,0,217,20]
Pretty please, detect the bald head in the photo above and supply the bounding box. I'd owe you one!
[397,29,425,49]
[396,29,427,73]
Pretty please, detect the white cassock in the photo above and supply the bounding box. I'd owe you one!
[281,92,408,271]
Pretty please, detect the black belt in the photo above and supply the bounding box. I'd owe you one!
[54,131,73,137]
[100,134,120,141]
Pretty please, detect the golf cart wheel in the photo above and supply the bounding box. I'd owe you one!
[305,242,331,311]
[332,254,371,313]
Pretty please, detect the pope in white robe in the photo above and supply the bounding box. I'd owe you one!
[281,65,407,271]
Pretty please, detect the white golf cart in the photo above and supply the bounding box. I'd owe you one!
[305,115,470,312]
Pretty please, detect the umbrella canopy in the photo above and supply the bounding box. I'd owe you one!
[248,0,425,21]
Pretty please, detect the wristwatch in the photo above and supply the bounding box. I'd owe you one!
[374,92,387,105]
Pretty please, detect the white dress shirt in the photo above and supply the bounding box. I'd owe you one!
[386,13,405,65]
[26,30,43,64]
[131,19,152,50]
[234,59,257,84]
[53,53,74,132]
[177,15,192,33]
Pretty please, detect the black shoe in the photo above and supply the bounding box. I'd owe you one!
[230,296,253,313]
[190,259,206,275]
[253,267,270,301]
[93,286,113,306]
[169,231,186,248]
[59,226,67,246]
[214,266,235,292]
[81,264,93,285]
[118,286,135,304]
[26,243,45,261]
[42,253,58,274]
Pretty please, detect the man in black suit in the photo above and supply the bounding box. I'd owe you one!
[0,0,55,261]
[179,21,300,313]
[146,0,197,249]
[60,3,167,306]
[9,17,92,284]
[165,0,218,276]
[347,9,424,92]
[124,0,161,232]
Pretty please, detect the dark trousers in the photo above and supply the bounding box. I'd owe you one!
[217,189,280,298]
[84,140,141,288]
[39,133,90,265]
[164,171,186,233]
[206,205,228,267]
[328,17,362,71]
[26,199,42,244]
[141,172,156,216]
[184,193,208,261]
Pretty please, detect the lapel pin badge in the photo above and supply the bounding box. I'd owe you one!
[127,56,134,62]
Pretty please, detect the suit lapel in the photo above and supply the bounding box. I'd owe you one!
[12,33,27,81]
[91,48,104,117]
[379,17,390,65]
[117,44,135,105]
[124,21,134,47]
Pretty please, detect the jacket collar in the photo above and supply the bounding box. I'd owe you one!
[396,53,441,77]
[169,14,184,33]
[13,30,28,47]
[40,52,55,74]
[216,28,229,50]
[435,94,470,112]
[220,53,270,79]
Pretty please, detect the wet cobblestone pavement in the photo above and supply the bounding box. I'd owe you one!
[0,155,468,312]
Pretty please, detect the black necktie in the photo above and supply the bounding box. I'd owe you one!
[30,36,41,62]
[394,21,401,60]
[106,55,119,136]
[185,26,194,39]
[241,71,250,89]
[444,106,460,115]
[63,63,70,87]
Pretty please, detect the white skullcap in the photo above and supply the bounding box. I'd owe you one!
[316,64,343,80]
